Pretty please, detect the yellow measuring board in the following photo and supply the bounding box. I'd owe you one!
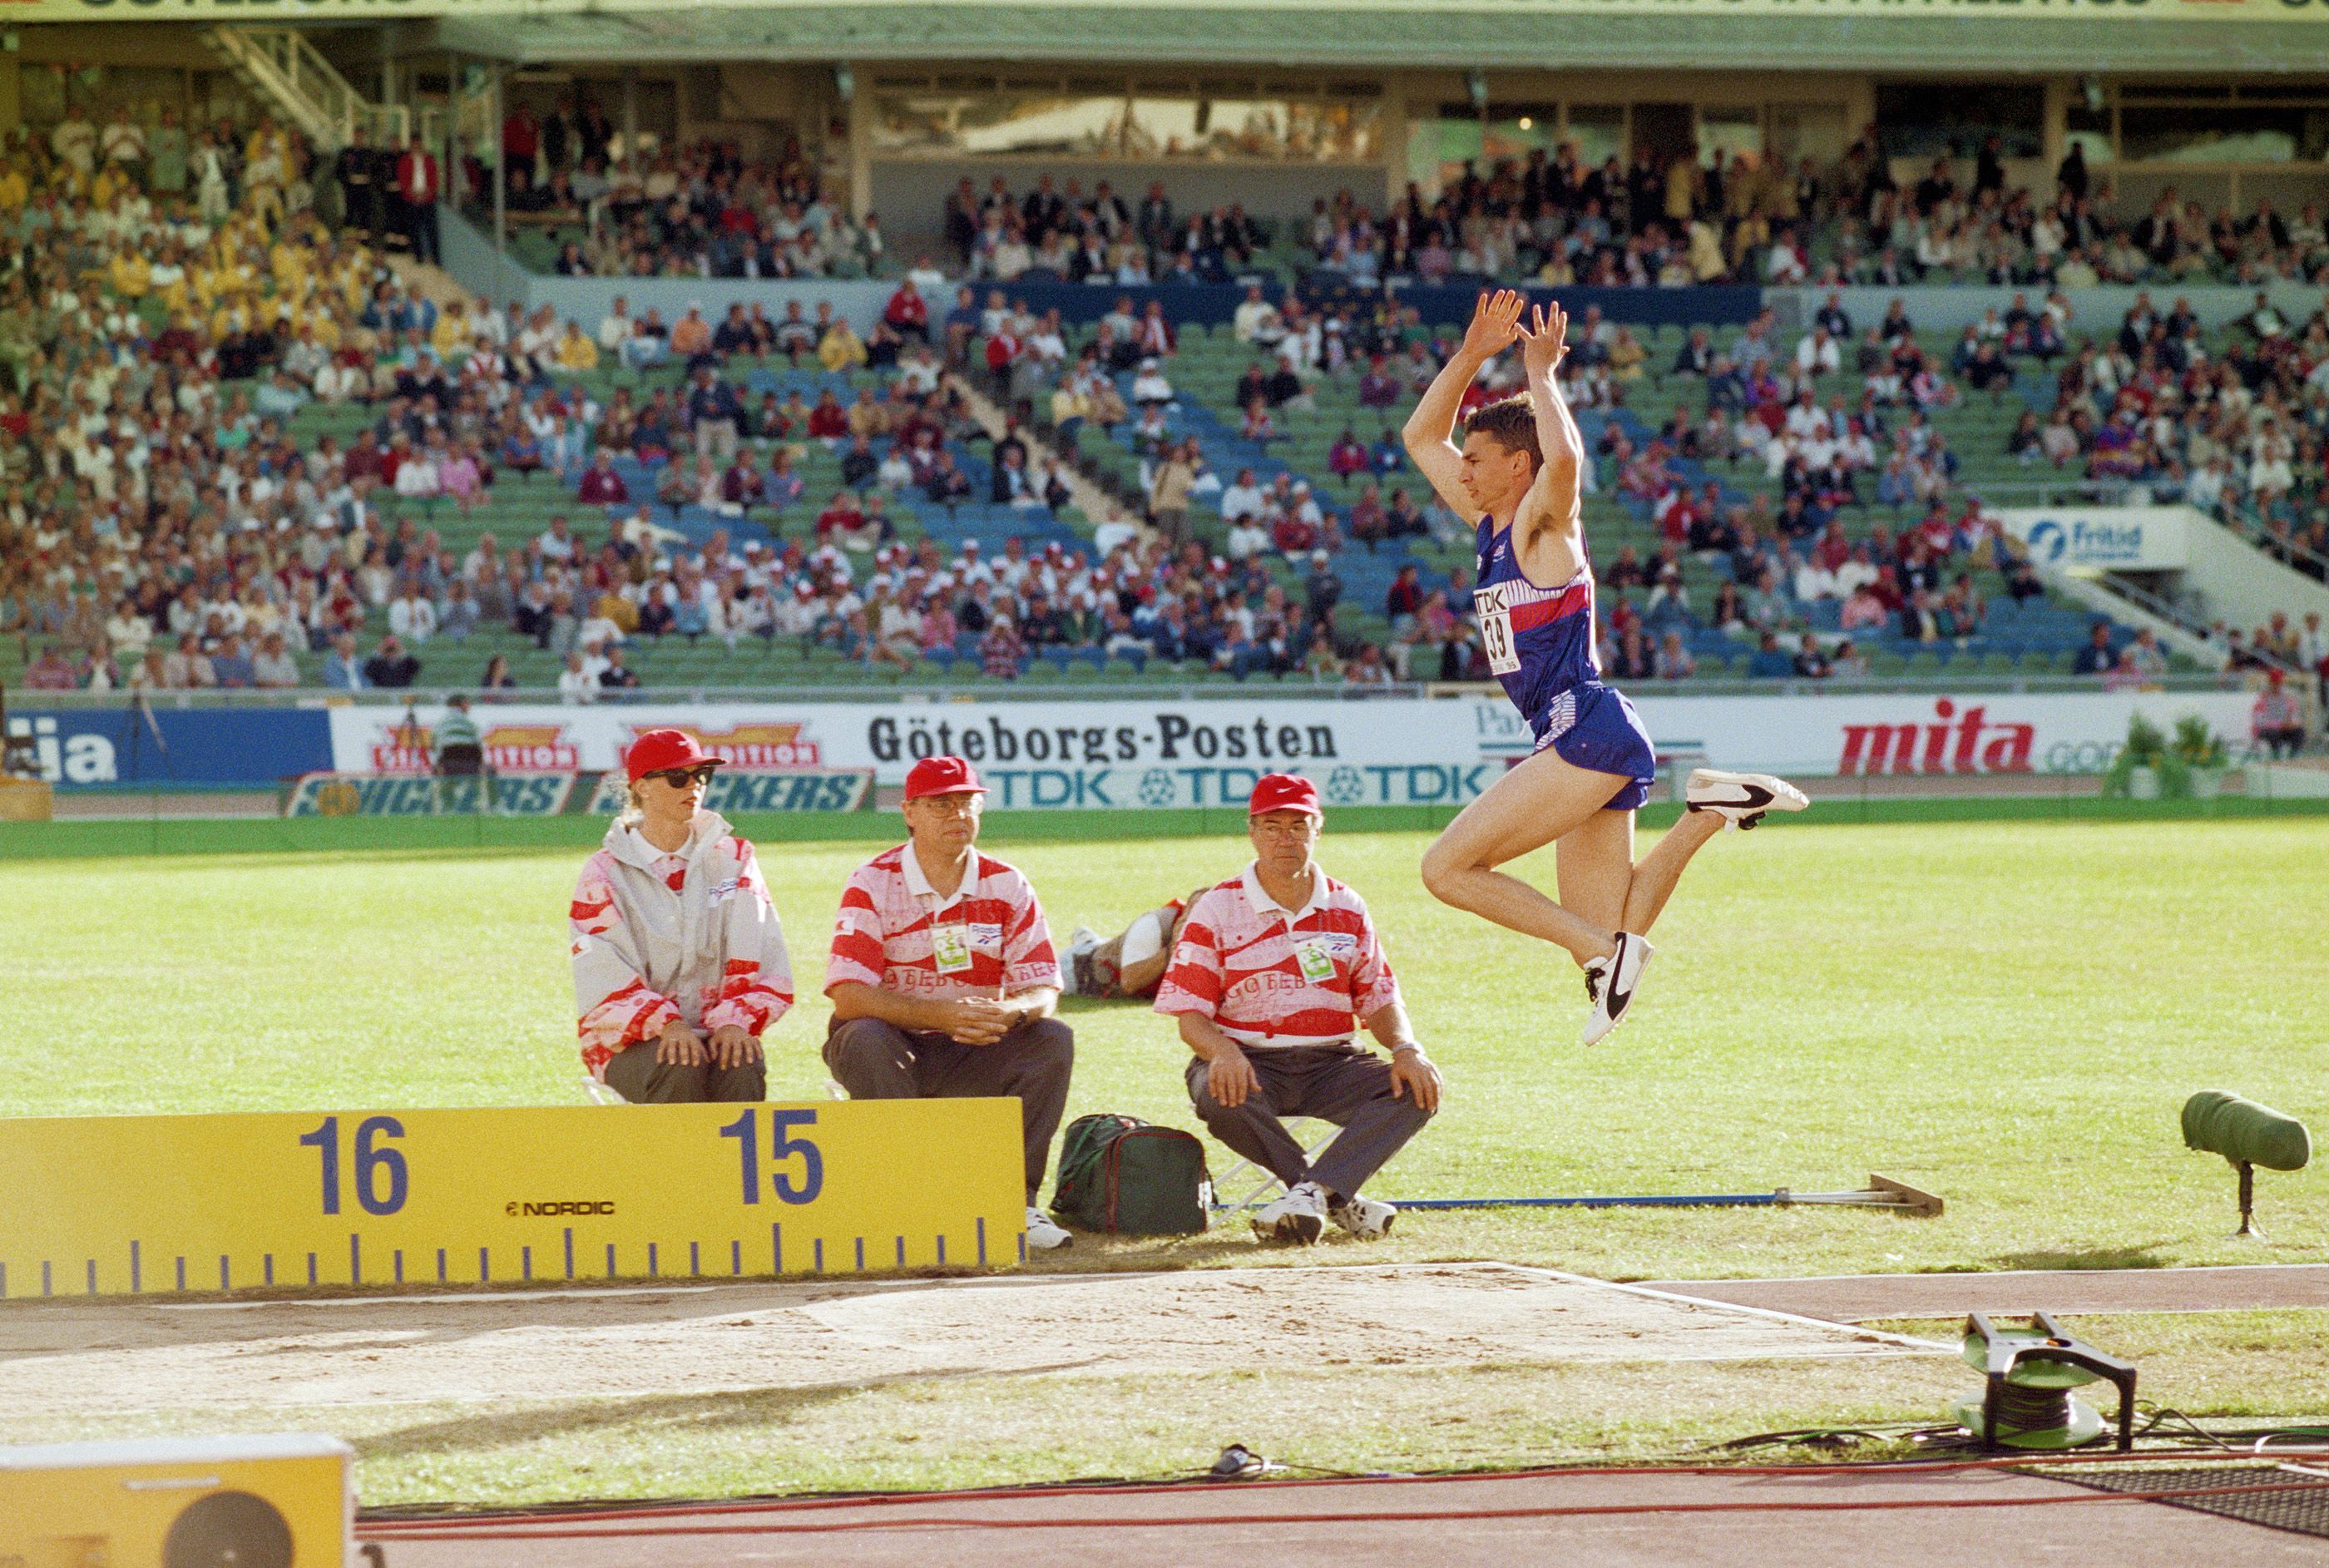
[1,1433,353,1568]
[0,1100,1025,1298]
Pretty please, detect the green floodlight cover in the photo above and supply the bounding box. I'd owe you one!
[1960,1328,2102,1387]
[2182,1091,2312,1173]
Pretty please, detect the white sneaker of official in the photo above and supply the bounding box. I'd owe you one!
[1684,768,1809,829]
[1581,931,1654,1047]
[1250,1180,1328,1245]
[1025,1205,1074,1251]
[1061,927,1100,995]
[1329,1193,1396,1239]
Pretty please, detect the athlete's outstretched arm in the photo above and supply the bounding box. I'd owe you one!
[1514,303,1584,547]
[1402,288,1524,517]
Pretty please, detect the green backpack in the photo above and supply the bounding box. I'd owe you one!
[1050,1114,1211,1236]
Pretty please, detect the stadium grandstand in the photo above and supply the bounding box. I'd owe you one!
[0,1,2324,730]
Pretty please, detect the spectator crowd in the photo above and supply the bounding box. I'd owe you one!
[0,96,2317,739]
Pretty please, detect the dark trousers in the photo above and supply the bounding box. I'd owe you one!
[403,199,441,265]
[343,184,383,246]
[825,1016,1074,1201]
[602,1043,765,1104]
[1187,1041,1431,1201]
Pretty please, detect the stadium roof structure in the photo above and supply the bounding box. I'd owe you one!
[420,0,2328,72]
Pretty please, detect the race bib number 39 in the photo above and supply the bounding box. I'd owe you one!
[1476,584,1521,676]
[931,923,973,974]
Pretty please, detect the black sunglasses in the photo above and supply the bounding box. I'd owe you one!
[645,764,719,788]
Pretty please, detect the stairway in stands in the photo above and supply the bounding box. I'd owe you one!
[202,27,433,152]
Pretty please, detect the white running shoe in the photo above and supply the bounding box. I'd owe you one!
[1329,1193,1397,1239]
[1684,768,1809,830]
[1025,1205,1075,1251]
[1250,1180,1328,1244]
[1581,932,1654,1046]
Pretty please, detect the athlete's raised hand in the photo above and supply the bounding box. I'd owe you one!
[1460,289,1527,362]
[1520,301,1569,381]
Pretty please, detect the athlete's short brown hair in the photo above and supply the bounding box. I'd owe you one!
[1462,394,1541,473]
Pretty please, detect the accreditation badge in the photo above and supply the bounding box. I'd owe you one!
[1293,936,1337,983]
[931,922,974,974]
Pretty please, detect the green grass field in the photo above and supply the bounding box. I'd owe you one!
[5,817,2324,1279]
[4,816,2327,1499]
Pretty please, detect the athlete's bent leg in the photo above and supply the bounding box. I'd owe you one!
[1557,789,1753,946]
[1555,809,1634,940]
[1619,807,1725,935]
[1614,769,1807,933]
[1421,747,1629,964]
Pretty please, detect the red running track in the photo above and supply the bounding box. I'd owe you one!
[360,1457,2329,1568]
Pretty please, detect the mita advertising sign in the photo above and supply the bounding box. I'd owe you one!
[1624,690,2252,778]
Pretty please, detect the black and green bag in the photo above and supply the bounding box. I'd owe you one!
[1050,1114,1210,1236]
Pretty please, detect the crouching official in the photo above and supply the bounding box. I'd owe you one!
[824,755,1076,1252]
[1155,774,1441,1244]
[1064,888,1210,999]
[571,730,794,1102]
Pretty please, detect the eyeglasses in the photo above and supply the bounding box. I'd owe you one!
[645,765,718,788]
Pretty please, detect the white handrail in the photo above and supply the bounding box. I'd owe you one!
[206,27,408,151]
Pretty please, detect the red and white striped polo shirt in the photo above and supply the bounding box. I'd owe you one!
[826,843,1060,1001]
[1153,863,1401,1048]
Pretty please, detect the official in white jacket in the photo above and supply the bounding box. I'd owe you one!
[570,730,794,1102]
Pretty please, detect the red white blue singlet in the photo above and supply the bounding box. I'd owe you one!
[1473,514,1600,731]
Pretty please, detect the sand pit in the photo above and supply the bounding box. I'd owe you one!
[0,1264,1941,1417]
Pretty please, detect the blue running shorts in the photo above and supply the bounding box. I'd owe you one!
[1529,680,1658,812]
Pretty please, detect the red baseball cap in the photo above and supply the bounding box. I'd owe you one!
[626,729,720,782]
[904,754,986,800]
[1249,773,1322,819]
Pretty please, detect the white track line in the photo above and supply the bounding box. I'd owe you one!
[141,1262,1952,1358]
[1496,1264,1956,1353]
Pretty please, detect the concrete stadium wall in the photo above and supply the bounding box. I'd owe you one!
[2178,509,2329,632]
[441,207,894,330]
